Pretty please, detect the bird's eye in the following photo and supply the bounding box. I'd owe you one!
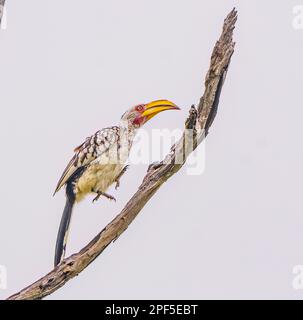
[136,105,144,112]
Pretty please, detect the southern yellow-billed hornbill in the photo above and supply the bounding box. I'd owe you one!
[53,100,179,266]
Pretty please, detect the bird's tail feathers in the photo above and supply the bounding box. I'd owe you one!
[54,182,75,266]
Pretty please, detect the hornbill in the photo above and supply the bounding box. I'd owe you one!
[53,100,179,266]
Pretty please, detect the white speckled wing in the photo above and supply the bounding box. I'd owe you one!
[54,127,120,194]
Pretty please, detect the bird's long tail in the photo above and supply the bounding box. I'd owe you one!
[54,182,75,266]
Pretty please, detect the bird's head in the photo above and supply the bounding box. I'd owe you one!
[121,99,180,128]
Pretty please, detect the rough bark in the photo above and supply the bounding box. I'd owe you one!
[7,8,237,300]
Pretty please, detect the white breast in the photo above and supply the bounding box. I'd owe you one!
[75,144,126,202]
[74,126,135,202]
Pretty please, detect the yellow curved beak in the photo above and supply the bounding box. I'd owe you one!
[142,100,180,121]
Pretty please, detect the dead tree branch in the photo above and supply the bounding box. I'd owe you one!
[7,8,237,300]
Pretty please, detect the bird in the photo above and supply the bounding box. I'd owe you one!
[53,100,180,266]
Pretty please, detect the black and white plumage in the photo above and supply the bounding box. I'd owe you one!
[55,126,125,202]
[53,100,179,266]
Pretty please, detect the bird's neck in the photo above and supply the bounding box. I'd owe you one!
[118,120,138,148]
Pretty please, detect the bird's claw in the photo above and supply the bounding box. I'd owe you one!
[115,180,120,190]
[114,165,129,190]
[93,192,116,203]
[92,195,100,203]
[106,194,116,202]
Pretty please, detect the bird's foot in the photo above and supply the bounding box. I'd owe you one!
[115,165,129,190]
[115,180,120,190]
[93,192,116,203]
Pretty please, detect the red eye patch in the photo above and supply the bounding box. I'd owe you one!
[135,104,144,112]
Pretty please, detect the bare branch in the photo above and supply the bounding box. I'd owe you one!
[7,8,237,300]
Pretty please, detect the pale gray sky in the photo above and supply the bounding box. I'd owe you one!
[1,0,303,299]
